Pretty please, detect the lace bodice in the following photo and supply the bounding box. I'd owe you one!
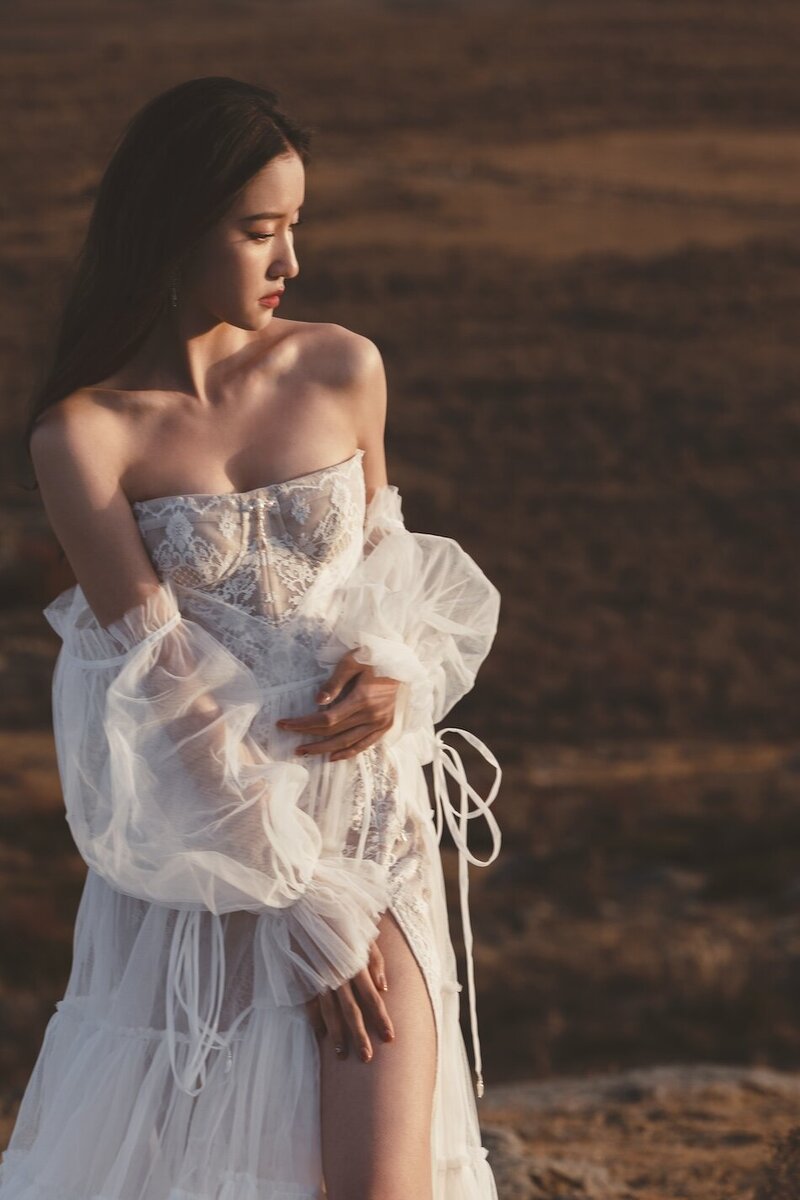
[131,449,366,688]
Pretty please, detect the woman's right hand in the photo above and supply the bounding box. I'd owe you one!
[305,936,395,1062]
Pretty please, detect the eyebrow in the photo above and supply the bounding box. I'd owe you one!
[238,209,302,221]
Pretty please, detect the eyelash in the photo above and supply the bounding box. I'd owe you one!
[248,219,303,243]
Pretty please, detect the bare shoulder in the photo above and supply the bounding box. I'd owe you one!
[31,391,128,480]
[30,388,130,493]
[305,321,385,389]
[30,390,165,625]
[303,322,387,439]
[301,321,388,484]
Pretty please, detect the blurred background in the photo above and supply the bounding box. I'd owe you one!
[2,1,800,1194]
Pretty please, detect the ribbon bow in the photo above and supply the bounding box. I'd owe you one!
[430,726,502,1098]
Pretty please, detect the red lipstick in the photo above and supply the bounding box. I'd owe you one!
[258,288,284,309]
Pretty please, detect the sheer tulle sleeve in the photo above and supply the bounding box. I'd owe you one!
[42,579,390,999]
[317,484,501,755]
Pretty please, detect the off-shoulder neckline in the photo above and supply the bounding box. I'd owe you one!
[129,448,365,510]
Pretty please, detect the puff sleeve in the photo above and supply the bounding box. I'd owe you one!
[42,579,390,1093]
[316,483,501,756]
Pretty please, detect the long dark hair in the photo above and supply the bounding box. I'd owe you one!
[19,76,313,488]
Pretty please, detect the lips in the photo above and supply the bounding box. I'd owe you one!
[259,289,285,299]
[258,289,283,310]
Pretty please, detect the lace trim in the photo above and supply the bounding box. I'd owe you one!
[132,452,366,637]
[338,742,444,1041]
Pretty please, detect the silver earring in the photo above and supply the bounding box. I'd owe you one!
[169,270,179,309]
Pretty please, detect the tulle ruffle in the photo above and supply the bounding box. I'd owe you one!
[0,994,324,1200]
[0,986,497,1200]
[42,581,392,1093]
[19,475,505,1195]
[317,484,501,761]
[42,577,389,912]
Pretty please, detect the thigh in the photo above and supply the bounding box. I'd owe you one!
[320,907,437,1200]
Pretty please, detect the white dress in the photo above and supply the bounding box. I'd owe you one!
[0,448,503,1200]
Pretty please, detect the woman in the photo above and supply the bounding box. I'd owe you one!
[2,77,502,1200]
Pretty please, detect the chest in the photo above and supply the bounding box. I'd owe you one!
[130,451,366,618]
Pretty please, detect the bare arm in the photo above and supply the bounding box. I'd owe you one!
[332,330,390,504]
[32,395,232,733]
[31,394,165,627]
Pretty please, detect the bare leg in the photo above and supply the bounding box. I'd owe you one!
[320,907,437,1200]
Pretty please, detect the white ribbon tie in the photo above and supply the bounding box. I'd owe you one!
[430,726,502,1098]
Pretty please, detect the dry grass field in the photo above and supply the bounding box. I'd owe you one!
[3,2,800,1194]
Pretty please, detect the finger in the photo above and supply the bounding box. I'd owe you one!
[281,695,396,754]
[336,980,373,1063]
[319,990,348,1059]
[293,695,392,748]
[352,967,395,1043]
[369,943,389,993]
[276,698,364,734]
[284,709,366,738]
[296,721,389,759]
[278,673,400,733]
[315,657,365,706]
[330,727,391,762]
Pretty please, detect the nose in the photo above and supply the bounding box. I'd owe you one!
[270,257,299,283]
[270,235,300,281]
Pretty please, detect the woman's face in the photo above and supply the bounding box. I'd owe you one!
[179,149,304,330]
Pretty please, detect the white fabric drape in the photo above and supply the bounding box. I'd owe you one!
[38,480,502,1103]
[43,581,391,1094]
[318,484,501,755]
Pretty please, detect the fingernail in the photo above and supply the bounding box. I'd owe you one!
[360,1046,372,1062]
[317,692,330,704]
[382,1026,394,1041]
[334,1043,345,1057]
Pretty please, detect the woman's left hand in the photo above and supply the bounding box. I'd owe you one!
[275,650,402,761]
